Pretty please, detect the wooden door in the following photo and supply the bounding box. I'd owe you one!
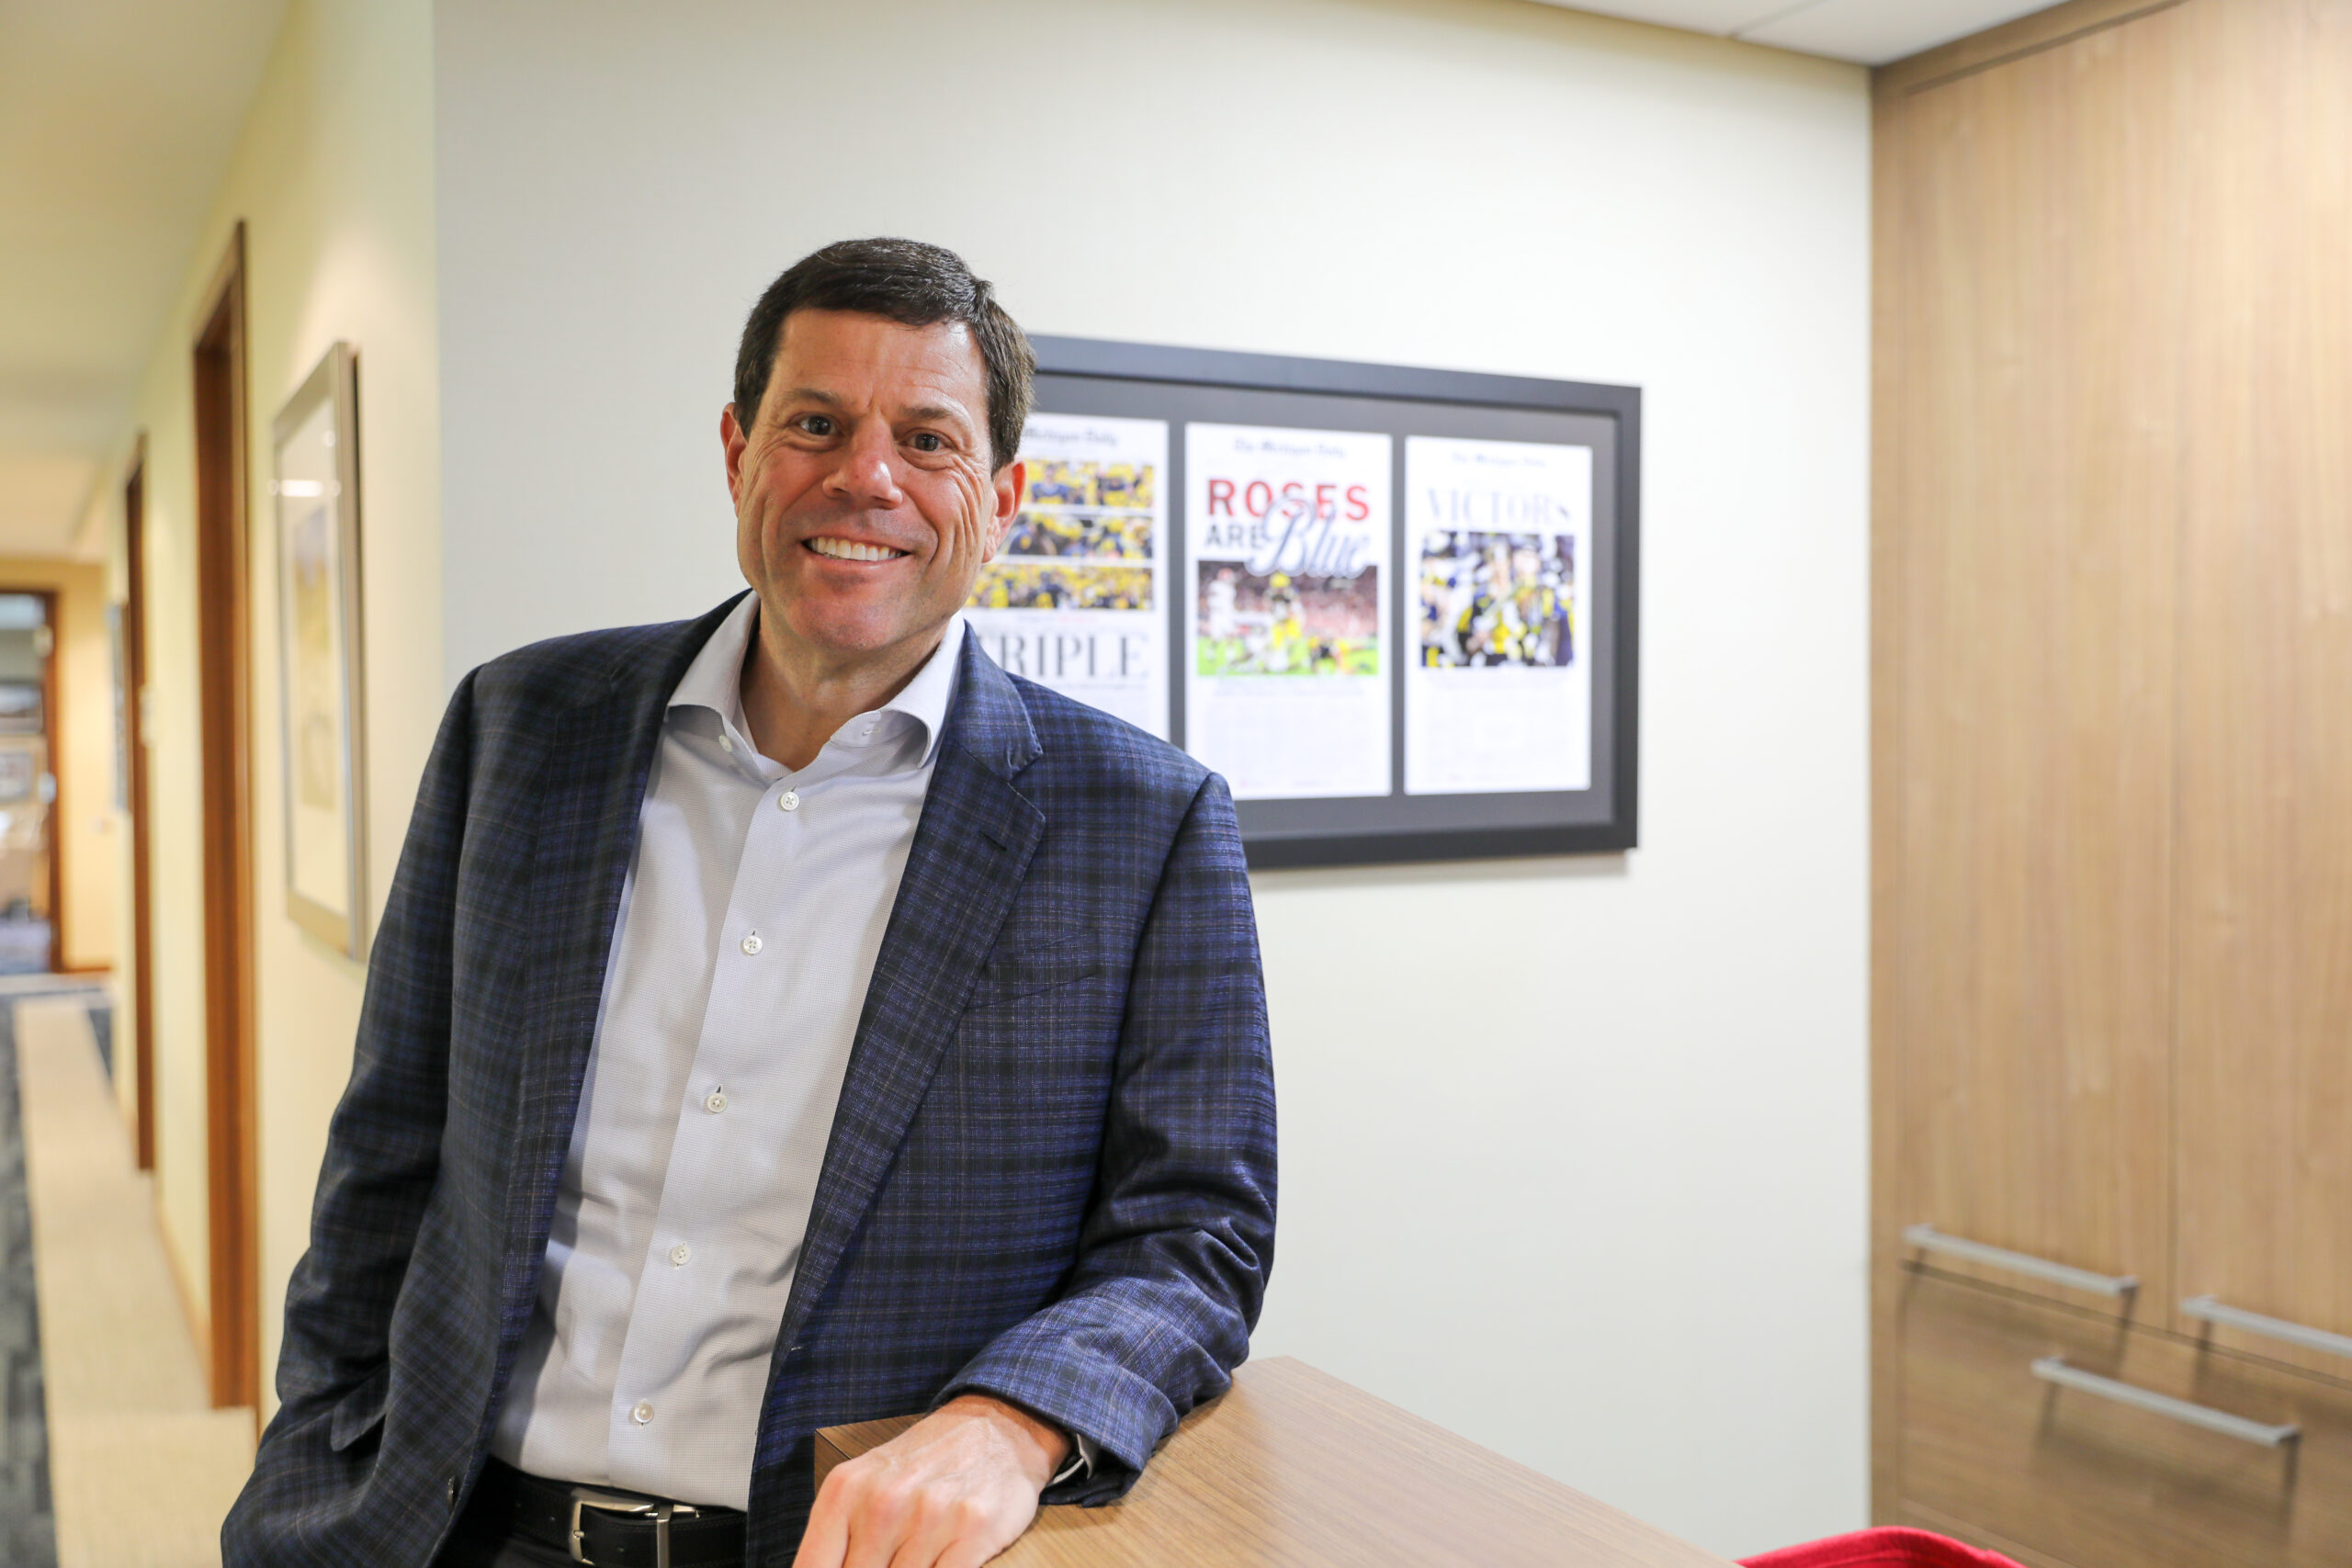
[2171,0,2352,1351]
[192,225,258,1410]
[125,446,158,1170]
[1875,5,2190,1311]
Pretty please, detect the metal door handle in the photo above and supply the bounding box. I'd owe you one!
[2031,1356,2299,1448]
[2183,1296,2352,1361]
[1904,1224,2138,1297]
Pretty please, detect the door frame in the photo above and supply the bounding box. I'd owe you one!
[192,223,259,1411]
[124,439,157,1170]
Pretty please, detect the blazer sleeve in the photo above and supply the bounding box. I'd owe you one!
[266,671,478,1422]
[936,770,1277,1502]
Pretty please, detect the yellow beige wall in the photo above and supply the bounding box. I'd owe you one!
[99,0,438,1410]
[0,558,119,972]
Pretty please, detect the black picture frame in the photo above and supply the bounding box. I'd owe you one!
[1028,335,1640,870]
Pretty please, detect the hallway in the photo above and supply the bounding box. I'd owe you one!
[8,983,252,1565]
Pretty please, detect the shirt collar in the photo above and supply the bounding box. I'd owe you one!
[668,592,966,769]
[883,613,965,767]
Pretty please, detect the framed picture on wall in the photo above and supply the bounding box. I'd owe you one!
[999,337,1640,868]
[271,342,368,958]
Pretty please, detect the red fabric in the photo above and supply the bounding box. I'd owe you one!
[1738,1527,2024,1568]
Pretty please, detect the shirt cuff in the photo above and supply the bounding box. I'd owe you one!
[1049,1430,1098,1488]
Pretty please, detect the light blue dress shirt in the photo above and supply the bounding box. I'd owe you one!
[489,595,966,1508]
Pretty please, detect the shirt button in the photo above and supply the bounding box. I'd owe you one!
[778,788,799,812]
[630,1401,655,1426]
[705,1089,728,1113]
[741,931,763,955]
[720,734,734,753]
[670,1243,691,1267]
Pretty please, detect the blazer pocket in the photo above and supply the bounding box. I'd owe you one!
[965,955,1105,1010]
[328,1363,390,1452]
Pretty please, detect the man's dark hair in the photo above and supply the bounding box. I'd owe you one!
[732,237,1034,468]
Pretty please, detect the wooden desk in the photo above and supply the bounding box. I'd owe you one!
[815,1357,1736,1567]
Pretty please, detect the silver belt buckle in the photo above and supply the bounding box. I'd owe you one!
[568,1487,697,1568]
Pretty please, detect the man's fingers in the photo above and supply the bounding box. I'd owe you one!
[882,1489,998,1568]
[933,1522,1012,1568]
[802,1460,918,1568]
[881,1518,954,1568]
[791,1469,854,1568]
[804,1402,1048,1568]
[840,1469,922,1568]
[885,1490,1014,1568]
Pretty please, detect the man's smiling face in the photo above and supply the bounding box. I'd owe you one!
[724,308,1020,670]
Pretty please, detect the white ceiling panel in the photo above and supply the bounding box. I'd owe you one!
[1525,0,1796,33]
[1738,0,2065,62]
[1521,0,2068,64]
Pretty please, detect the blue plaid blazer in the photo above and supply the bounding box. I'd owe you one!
[223,595,1277,1567]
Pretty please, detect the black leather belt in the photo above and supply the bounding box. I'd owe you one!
[469,1457,747,1567]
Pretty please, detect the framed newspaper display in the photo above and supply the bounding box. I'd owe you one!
[992,336,1638,869]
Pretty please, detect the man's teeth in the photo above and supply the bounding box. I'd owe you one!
[808,537,904,562]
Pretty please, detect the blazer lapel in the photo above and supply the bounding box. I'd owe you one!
[768,639,1045,1363]
[501,596,749,1334]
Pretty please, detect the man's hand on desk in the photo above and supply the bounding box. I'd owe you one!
[792,1393,1070,1568]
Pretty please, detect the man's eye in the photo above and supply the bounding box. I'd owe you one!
[910,432,944,453]
[796,415,834,436]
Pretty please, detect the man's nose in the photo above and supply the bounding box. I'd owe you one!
[826,421,905,509]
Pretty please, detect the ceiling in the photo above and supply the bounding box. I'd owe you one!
[0,0,288,560]
[0,0,2050,565]
[1528,0,2062,62]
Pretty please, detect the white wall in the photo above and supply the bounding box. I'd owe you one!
[111,0,439,1411]
[435,0,1869,1553]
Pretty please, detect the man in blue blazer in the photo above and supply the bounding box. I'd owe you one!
[225,239,1276,1568]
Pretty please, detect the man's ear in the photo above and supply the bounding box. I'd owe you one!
[721,404,750,503]
[986,457,1024,558]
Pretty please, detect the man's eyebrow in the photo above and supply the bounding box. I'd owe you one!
[899,402,975,428]
[770,389,972,430]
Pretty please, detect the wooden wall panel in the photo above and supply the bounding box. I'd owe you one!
[1877,4,2188,1305]
[1875,0,2352,1548]
[1901,1274,2352,1568]
[1874,0,2188,98]
[2172,0,2352,1348]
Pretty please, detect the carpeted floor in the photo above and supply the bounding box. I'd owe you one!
[14,984,253,1567]
[0,978,111,1568]
[0,984,99,1568]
